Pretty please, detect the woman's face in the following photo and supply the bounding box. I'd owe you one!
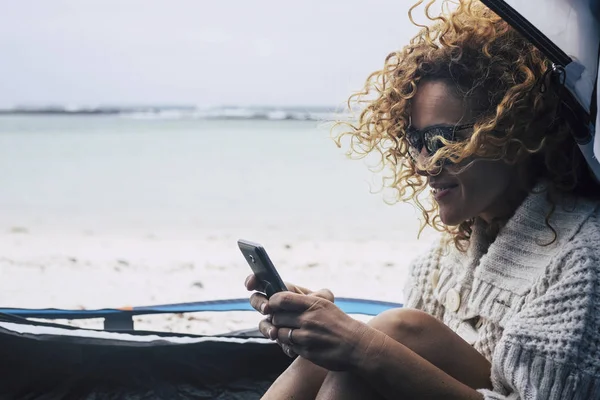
[409,80,519,226]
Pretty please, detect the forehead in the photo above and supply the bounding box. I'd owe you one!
[410,80,468,129]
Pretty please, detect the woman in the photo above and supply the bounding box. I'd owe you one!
[245,1,600,398]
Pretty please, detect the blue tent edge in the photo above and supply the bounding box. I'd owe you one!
[0,297,403,319]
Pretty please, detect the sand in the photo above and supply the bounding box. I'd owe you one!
[0,222,437,336]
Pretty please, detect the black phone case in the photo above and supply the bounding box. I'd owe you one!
[238,239,287,298]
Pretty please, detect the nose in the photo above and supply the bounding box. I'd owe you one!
[414,146,444,177]
[415,146,431,176]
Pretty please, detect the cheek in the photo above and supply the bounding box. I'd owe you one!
[454,161,513,201]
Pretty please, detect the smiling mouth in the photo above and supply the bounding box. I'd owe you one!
[431,184,457,194]
[431,184,458,199]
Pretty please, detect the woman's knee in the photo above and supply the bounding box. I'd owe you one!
[369,309,492,391]
[367,308,436,343]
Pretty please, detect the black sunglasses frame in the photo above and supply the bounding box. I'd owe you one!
[405,123,474,162]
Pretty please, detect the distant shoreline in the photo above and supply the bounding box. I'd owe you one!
[0,109,123,116]
[0,106,351,122]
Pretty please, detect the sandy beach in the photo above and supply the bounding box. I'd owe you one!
[0,223,436,335]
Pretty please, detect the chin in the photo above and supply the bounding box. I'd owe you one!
[439,208,467,227]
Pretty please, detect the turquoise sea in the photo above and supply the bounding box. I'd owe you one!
[0,116,421,241]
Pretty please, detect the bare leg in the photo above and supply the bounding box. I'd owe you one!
[316,308,492,400]
[261,356,328,400]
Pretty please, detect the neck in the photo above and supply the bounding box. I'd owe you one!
[479,185,528,226]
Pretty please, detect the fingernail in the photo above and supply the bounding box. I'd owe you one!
[244,275,251,287]
[260,303,266,314]
[268,327,274,339]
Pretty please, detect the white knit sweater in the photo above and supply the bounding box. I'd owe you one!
[404,188,600,399]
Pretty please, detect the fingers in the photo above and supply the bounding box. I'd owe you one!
[258,317,297,358]
[245,274,265,292]
[269,290,332,312]
[280,343,297,358]
[269,291,317,312]
[311,288,334,302]
[276,326,296,345]
[258,318,278,340]
[283,282,309,295]
[278,327,303,359]
[247,275,327,300]
[249,292,271,314]
[277,327,300,359]
[271,311,302,329]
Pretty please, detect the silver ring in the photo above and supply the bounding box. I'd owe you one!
[288,328,295,346]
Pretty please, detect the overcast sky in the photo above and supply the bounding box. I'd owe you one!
[0,1,420,108]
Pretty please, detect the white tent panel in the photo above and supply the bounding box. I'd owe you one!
[499,0,599,113]
[483,0,600,178]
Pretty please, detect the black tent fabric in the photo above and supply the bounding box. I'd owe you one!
[0,314,292,400]
[0,298,401,399]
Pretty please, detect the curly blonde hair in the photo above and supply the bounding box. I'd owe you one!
[333,0,598,249]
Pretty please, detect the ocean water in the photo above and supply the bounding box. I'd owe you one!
[0,116,421,240]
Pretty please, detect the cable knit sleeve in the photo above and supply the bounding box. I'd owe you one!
[477,246,600,400]
[403,239,445,320]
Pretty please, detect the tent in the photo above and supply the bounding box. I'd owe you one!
[480,0,600,181]
[0,298,401,399]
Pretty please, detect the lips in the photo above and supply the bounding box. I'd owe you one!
[429,182,458,200]
[431,184,457,195]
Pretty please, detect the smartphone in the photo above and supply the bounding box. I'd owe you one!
[238,239,288,298]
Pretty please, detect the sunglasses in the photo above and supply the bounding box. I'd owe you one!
[405,123,474,162]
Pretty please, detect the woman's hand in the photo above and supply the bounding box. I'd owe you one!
[269,291,370,372]
[245,274,329,299]
[245,274,336,358]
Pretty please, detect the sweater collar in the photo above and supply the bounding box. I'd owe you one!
[464,184,598,296]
